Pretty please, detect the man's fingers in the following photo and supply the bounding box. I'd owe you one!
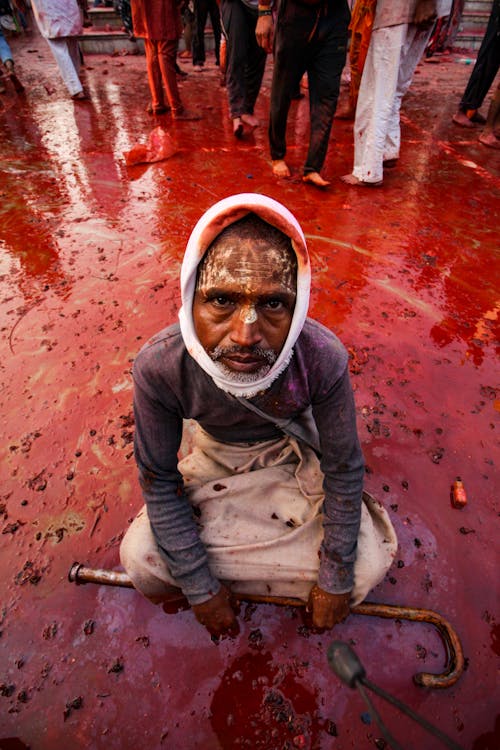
[208,615,239,640]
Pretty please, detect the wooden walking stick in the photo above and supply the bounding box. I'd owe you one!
[68,562,464,689]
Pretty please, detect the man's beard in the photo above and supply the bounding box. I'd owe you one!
[208,345,277,384]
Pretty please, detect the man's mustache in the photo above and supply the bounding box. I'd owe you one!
[208,345,277,364]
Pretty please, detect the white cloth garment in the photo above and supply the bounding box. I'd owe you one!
[30,0,83,39]
[373,0,453,31]
[46,37,82,96]
[178,193,311,398]
[120,427,398,605]
[352,22,435,184]
[31,0,83,96]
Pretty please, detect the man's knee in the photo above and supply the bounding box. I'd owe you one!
[120,529,178,602]
[119,508,156,580]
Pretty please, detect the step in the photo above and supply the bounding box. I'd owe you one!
[87,7,123,30]
[79,29,144,55]
[78,29,213,56]
[463,0,493,12]
[453,33,487,50]
[459,10,494,27]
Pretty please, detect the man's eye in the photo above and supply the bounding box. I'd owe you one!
[211,296,232,307]
[264,299,284,310]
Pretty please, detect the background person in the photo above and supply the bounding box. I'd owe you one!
[131,0,201,118]
[221,0,266,137]
[341,0,453,187]
[31,0,87,99]
[256,0,351,187]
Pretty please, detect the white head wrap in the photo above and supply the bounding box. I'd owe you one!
[178,193,311,397]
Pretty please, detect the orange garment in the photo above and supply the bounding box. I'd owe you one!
[131,0,182,41]
[348,0,377,110]
[131,0,184,112]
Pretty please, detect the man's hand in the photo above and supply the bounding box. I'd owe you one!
[306,585,351,629]
[191,584,238,637]
[414,0,437,29]
[256,15,274,53]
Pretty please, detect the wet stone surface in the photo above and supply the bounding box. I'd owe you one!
[0,20,499,750]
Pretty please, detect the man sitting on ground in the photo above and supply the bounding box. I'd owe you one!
[120,193,397,637]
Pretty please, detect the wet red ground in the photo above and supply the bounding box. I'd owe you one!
[0,25,499,750]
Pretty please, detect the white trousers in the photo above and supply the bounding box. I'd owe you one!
[352,23,433,184]
[46,37,83,97]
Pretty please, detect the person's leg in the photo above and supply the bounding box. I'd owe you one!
[159,38,201,118]
[192,0,208,66]
[67,37,82,76]
[304,16,348,179]
[241,6,267,118]
[0,28,24,93]
[343,24,405,185]
[269,12,307,171]
[181,5,194,58]
[120,507,182,603]
[221,0,250,132]
[46,37,84,97]
[338,0,377,119]
[479,81,500,148]
[120,0,134,37]
[458,0,500,117]
[208,0,222,66]
[157,38,183,112]
[0,27,13,65]
[144,38,166,110]
[383,23,432,163]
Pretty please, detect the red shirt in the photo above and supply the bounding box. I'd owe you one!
[131,0,182,40]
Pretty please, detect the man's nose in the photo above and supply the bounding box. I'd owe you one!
[229,306,262,347]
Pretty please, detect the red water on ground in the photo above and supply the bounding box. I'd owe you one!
[0,25,499,750]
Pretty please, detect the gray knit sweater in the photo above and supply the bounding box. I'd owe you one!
[132,318,364,604]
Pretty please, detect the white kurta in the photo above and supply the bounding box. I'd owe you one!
[373,0,452,31]
[30,0,82,39]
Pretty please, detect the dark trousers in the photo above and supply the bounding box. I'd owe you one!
[459,0,500,112]
[270,0,349,173]
[192,0,222,65]
[221,0,267,118]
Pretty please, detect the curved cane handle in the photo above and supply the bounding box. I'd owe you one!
[68,563,464,689]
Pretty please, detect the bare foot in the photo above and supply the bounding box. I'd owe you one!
[478,132,500,149]
[340,174,382,187]
[233,117,243,138]
[452,112,475,128]
[71,89,90,101]
[302,172,330,188]
[241,113,259,129]
[272,159,291,178]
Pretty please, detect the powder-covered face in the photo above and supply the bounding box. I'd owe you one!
[193,233,297,382]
